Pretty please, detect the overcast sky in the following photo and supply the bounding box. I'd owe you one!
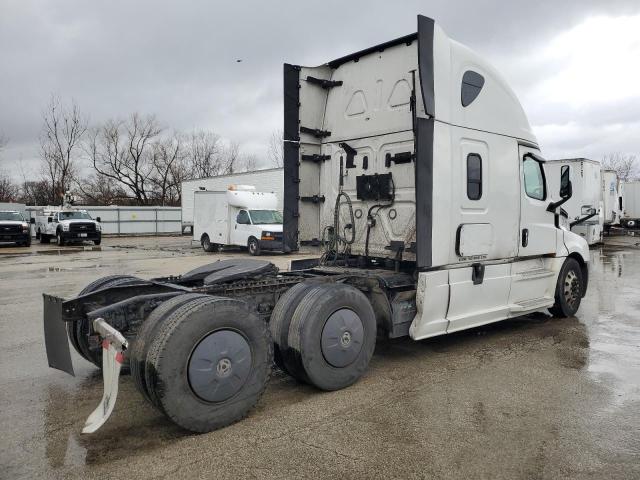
[1,0,639,179]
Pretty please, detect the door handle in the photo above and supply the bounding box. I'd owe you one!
[522,228,529,247]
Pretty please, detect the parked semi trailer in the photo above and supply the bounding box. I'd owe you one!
[43,15,590,434]
[601,169,624,232]
[621,181,640,228]
[546,159,603,245]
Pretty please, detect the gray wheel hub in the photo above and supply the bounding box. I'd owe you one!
[321,308,364,368]
[188,330,252,403]
[563,269,581,309]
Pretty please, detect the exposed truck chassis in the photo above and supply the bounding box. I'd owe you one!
[44,257,418,433]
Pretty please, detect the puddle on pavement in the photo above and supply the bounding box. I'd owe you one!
[583,246,640,404]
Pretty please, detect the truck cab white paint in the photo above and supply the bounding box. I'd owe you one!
[285,16,589,342]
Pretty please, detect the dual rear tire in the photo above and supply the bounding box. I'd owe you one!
[270,283,377,391]
[130,295,272,432]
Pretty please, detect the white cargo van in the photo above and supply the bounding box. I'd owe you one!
[193,185,283,255]
[43,15,591,435]
[546,159,603,245]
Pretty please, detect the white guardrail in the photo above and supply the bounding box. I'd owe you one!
[25,205,182,236]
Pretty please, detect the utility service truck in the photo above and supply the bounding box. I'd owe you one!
[193,185,283,255]
[42,16,589,435]
[546,159,603,245]
[35,208,102,246]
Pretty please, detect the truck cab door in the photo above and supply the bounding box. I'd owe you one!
[231,210,252,247]
[517,146,556,257]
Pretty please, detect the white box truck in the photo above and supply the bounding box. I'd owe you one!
[546,159,603,245]
[41,15,590,435]
[193,186,283,255]
[621,181,640,228]
[181,168,283,233]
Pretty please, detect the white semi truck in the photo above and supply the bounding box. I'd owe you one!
[193,185,283,255]
[42,16,589,435]
[546,159,603,245]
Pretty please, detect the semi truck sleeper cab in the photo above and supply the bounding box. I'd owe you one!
[42,15,589,434]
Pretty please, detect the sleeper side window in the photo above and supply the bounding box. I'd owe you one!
[523,156,546,201]
[236,210,250,225]
[467,153,482,200]
[461,71,485,107]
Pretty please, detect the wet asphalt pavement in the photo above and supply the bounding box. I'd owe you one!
[0,236,638,479]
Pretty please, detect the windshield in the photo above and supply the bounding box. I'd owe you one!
[248,210,283,225]
[58,211,92,220]
[0,212,24,222]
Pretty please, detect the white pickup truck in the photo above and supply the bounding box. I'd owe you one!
[35,209,102,246]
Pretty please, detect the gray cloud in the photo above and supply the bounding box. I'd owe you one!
[1,0,639,177]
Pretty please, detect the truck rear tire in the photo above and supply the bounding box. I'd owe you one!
[287,283,376,391]
[269,282,321,381]
[144,296,272,432]
[130,293,209,407]
[549,257,583,318]
[39,232,50,243]
[248,237,261,256]
[201,234,218,252]
[69,275,143,369]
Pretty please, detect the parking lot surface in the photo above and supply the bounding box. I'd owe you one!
[0,235,639,479]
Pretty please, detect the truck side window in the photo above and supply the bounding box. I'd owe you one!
[461,71,485,107]
[467,154,482,200]
[523,156,546,201]
[237,210,251,225]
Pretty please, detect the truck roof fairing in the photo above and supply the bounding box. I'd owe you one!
[291,15,536,144]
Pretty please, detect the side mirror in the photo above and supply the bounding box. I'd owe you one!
[560,165,572,199]
[96,217,101,223]
[47,217,53,223]
[30,218,35,224]
[581,206,596,216]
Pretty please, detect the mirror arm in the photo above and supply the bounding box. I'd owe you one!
[547,196,570,212]
[570,211,598,228]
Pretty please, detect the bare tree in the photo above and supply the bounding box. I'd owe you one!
[0,171,19,202]
[73,173,128,206]
[267,129,283,168]
[149,132,188,205]
[40,95,87,204]
[20,180,52,206]
[87,113,161,204]
[601,153,639,182]
[189,130,222,178]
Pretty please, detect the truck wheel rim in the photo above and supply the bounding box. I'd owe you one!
[563,270,580,309]
[188,330,252,403]
[249,241,256,253]
[321,308,364,368]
